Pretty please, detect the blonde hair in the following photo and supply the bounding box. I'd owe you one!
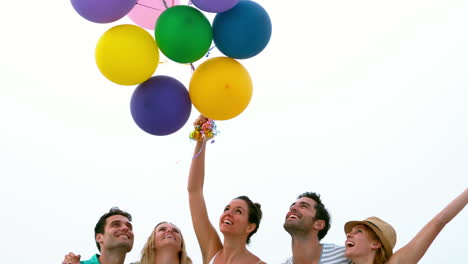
[363,225,389,264]
[138,222,192,264]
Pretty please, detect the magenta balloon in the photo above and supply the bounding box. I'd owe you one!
[128,0,181,30]
[70,0,137,23]
[191,0,239,13]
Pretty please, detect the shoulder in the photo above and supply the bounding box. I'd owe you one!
[322,243,346,252]
[80,254,100,264]
[281,257,293,264]
[320,244,351,264]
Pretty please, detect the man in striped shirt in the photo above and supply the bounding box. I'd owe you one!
[282,192,350,264]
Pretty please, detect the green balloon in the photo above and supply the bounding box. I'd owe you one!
[155,6,213,63]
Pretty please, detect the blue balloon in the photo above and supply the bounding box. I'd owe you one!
[130,76,192,136]
[213,0,272,59]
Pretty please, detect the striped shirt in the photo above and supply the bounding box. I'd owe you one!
[282,243,351,264]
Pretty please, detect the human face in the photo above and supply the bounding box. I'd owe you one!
[154,223,182,251]
[283,197,317,235]
[97,214,134,252]
[345,224,380,260]
[219,199,253,235]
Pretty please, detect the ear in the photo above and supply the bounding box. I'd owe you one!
[371,240,382,250]
[313,219,326,231]
[246,223,256,234]
[96,233,103,245]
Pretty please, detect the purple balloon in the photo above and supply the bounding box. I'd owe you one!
[70,0,137,23]
[130,76,192,136]
[191,0,239,13]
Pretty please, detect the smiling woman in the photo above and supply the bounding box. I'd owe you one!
[344,189,468,264]
[134,221,192,264]
[187,115,266,264]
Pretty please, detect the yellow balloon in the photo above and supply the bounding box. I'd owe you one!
[189,57,253,120]
[95,24,159,86]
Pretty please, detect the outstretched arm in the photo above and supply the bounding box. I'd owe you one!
[388,188,468,264]
[187,116,222,264]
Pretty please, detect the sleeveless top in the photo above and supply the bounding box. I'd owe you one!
[208,250,264,264]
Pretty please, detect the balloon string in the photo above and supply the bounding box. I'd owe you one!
[191,139,215,159]
[136,1,164,11]
[190,63,195,72]
[205,46,216,58]
[192,140,206,159]
[162,0,169,9]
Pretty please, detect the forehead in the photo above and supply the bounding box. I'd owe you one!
[156,223,178,230]
[229,199,248,208]
[105,214,130,226]
[294,197,317,207]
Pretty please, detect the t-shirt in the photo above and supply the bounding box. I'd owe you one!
[282,243,351,264]
[80,254,100,264]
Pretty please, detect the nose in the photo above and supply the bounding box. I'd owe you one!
[290,204,297,212]
[346,232,353,238]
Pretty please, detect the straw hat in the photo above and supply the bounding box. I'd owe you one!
[344,216,397,258]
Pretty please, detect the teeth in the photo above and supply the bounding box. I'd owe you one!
[224,220,232,225]
[346,241,354,247]
[289,215,298,219]
[164,235,174,239]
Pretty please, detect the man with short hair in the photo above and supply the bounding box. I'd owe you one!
[282,192,350,264]
[62,207,134,264]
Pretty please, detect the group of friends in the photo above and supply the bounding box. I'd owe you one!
[63,116,468,264]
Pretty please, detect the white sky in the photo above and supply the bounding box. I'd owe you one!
[1,0,467,263]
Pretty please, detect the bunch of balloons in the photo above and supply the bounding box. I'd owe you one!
[70,0,271,135]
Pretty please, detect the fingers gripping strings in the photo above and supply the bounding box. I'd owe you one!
[190,119,219,159]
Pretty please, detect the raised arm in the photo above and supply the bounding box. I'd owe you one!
[388,188,468,264]
[187,117,222,264]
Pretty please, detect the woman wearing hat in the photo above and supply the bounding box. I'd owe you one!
[344,188,467,264]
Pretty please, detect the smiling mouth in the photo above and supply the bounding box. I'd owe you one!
[346,241,355,247]
[118,234,130,239]
[164,235,174,239]
[223,220,232,225]
[288,215,299,220]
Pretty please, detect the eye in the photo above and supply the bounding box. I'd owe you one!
[173,229,180,234]
[235,209,242,214]
[158,227,166,232]
[224,207,229,212]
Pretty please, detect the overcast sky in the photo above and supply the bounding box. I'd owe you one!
[1,0,467,263]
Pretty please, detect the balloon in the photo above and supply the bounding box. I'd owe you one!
[191,0,239,13]
[130,76,192,136]
[127,0,181,30]
[70,0,136,23]
[189,57,252,120]
[155,6,212,63]
[213,0,272,59]
[95,24,160,86]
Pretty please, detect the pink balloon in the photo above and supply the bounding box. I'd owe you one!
[128,0,181,30]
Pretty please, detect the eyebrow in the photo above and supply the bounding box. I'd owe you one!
[226,205,245,211]
[111,220,133,228]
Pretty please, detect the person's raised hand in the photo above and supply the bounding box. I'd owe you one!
[62,252,81,264]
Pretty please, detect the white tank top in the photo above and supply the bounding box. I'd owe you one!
[208,251,264,264]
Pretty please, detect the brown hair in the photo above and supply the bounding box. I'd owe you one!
[363,225,389,264]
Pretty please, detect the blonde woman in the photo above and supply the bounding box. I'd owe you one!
[344,188,467,264]
[135,221,192,264]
